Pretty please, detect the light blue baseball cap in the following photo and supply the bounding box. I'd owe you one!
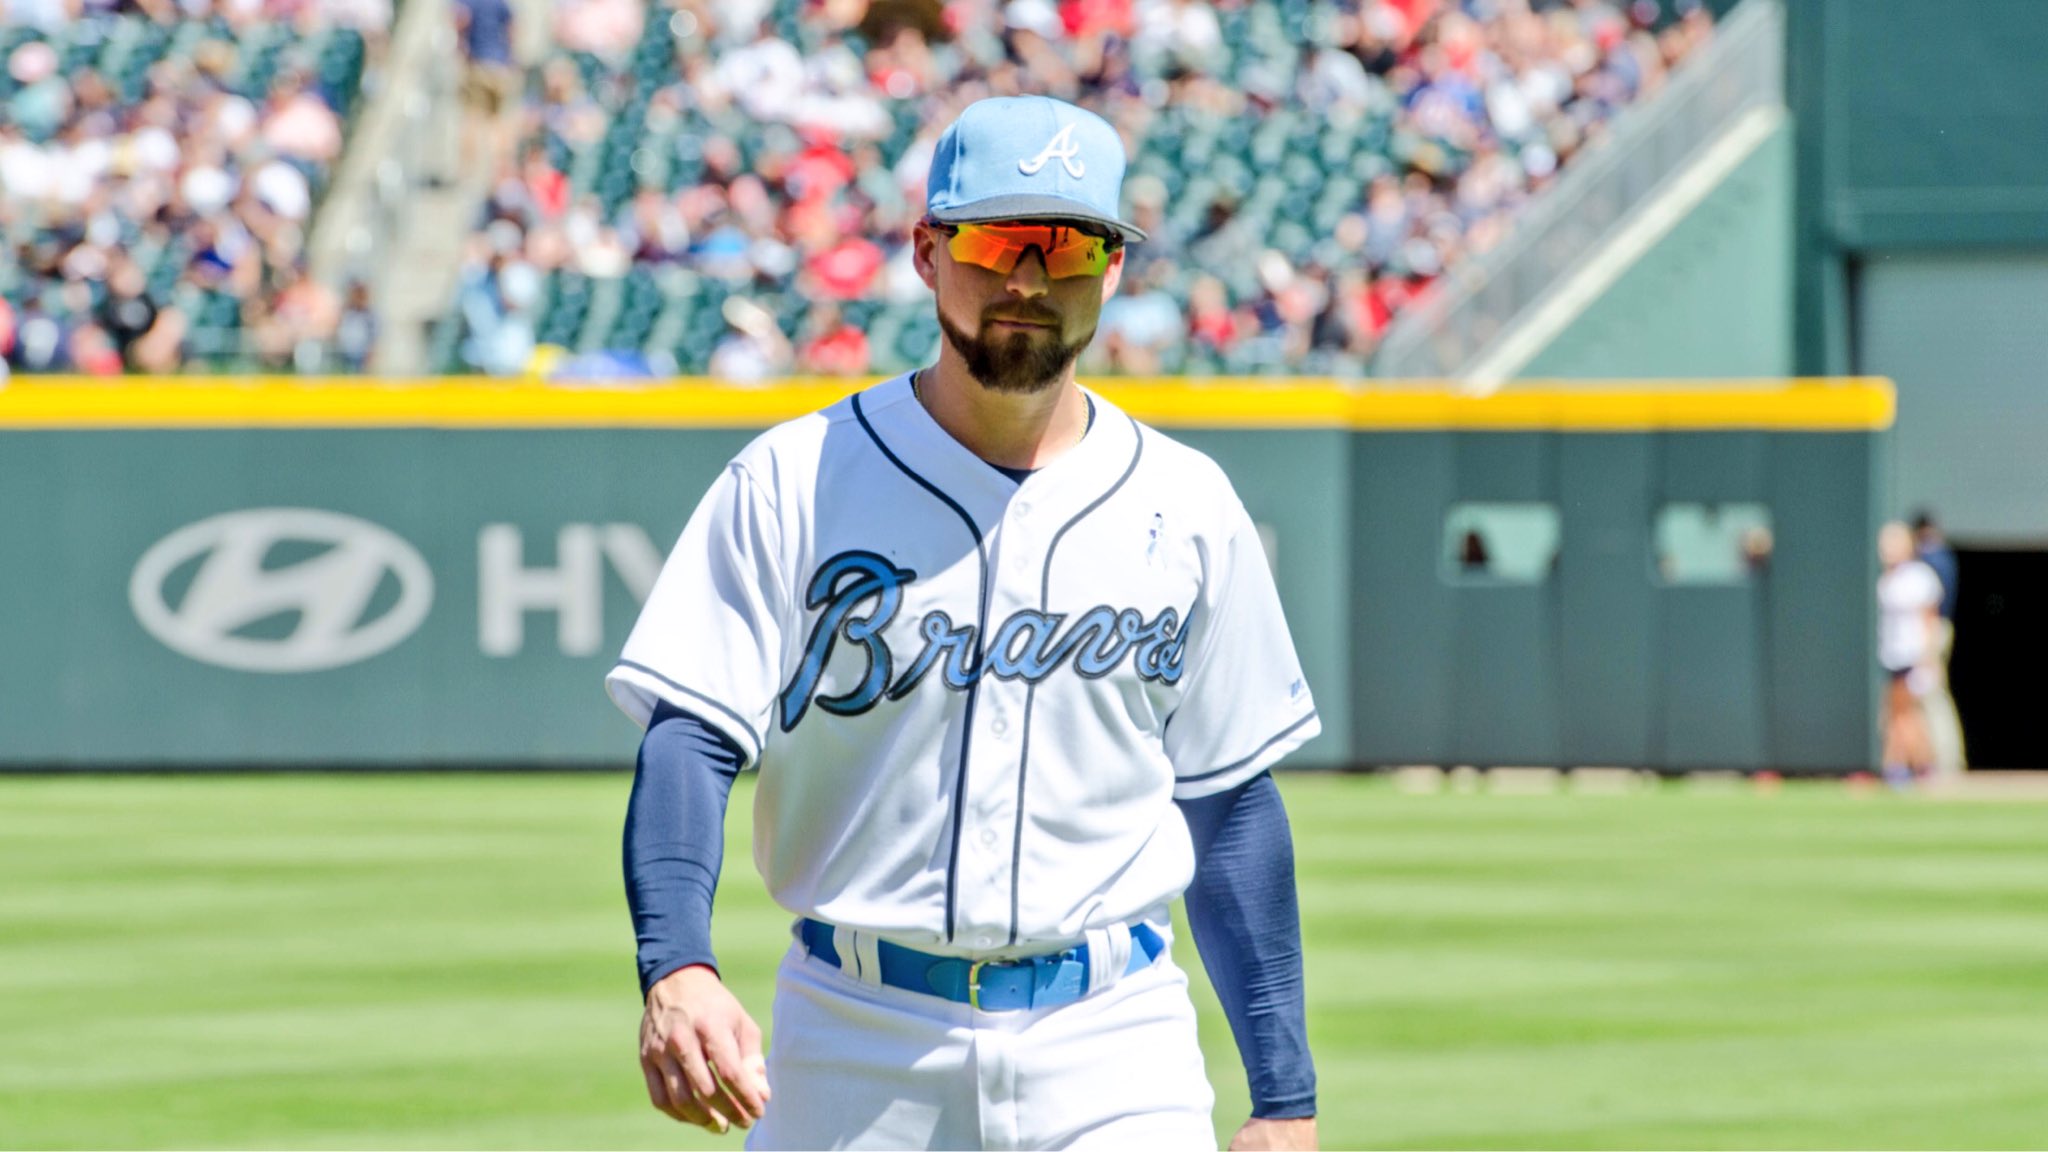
[925,95,1147,243]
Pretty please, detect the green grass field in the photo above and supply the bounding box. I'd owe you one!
[4,773,2047,1150]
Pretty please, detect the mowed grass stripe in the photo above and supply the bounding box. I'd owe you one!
[2,775,2045,1149]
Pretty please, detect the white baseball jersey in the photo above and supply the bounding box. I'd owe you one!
[607,373,1319,957]
[1878,558,1942,673]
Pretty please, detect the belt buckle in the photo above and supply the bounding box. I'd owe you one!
[967,959,989,1010]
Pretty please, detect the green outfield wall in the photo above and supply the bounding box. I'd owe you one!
[1785,0,2048,539]
[0,378,1891,772]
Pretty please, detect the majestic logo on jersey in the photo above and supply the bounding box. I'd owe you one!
[1018,124,1086,179]
[778,550,1186,731]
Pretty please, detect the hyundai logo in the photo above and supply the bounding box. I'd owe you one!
[130,508,434,673]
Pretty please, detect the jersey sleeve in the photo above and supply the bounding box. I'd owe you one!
[1164,496,1321,799]
[605,463,788,766]
[1908,564,1944,610]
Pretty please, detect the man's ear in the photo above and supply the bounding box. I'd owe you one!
[1100,246,1126,300]
[912,221,941,291]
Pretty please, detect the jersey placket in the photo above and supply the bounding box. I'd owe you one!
[952,501,1039,952]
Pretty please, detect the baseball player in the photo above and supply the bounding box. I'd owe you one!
[611,95,1320,1150]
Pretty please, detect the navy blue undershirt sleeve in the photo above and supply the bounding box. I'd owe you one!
[622,699,742,997]
[1176,770,1317,1119]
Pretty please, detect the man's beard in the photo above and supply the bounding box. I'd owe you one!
[938,308,1093,394]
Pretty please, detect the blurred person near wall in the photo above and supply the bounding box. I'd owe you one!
[336,279,379,372]
[455,0,519,176]
[1093,260,1184,374]
[250,260,342,371]
[1877,522,1942,790]
[708,296,790,384]
[457,238,541,375]
[795,301,868,376]
[1911,510,1967,778]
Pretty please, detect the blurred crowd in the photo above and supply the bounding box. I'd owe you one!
[0,0,1714,381]
[451,0,1714,379]
[0,0,382,377]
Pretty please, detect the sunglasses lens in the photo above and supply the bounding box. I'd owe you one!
[944,224,1111,279]
[946,227,1024,275]
[1044,235,1110,278]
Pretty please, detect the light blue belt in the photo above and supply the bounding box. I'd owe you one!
[798,918,1166,1012]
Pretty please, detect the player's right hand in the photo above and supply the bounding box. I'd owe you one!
[639,964,770,1133]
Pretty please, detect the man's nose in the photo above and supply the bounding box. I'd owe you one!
[1005,247,1051,298]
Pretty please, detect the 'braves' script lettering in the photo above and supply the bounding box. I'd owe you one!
[778,551,1186,732]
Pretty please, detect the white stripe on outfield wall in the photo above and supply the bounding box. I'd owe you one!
[1461,103,1789,394]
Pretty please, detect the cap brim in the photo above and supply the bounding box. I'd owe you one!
[929,194,1148,243]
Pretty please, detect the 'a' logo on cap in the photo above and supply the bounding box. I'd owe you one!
[1019,124,1085,179]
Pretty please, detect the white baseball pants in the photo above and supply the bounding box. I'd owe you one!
[745,931,1216,1151]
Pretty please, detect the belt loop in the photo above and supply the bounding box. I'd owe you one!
[1084,923,1130,993]
[850,930,883,986]
[828,925,860,982]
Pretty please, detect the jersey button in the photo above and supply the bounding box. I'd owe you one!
[1016,501,1033,517]
[980,827,998,847]
[976,935,994,949]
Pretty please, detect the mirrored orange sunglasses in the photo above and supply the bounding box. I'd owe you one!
[931,220,1118,279]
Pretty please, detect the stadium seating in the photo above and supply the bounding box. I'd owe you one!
[0,8,376,375]
[432,0,1713,378]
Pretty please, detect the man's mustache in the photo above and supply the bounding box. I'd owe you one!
[983,307,1062,326]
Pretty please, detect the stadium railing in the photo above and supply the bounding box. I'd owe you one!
[1370,0,1785,380]
[312,0,452,301]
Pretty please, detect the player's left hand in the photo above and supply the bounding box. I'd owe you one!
[1229,1116,1318,1150]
